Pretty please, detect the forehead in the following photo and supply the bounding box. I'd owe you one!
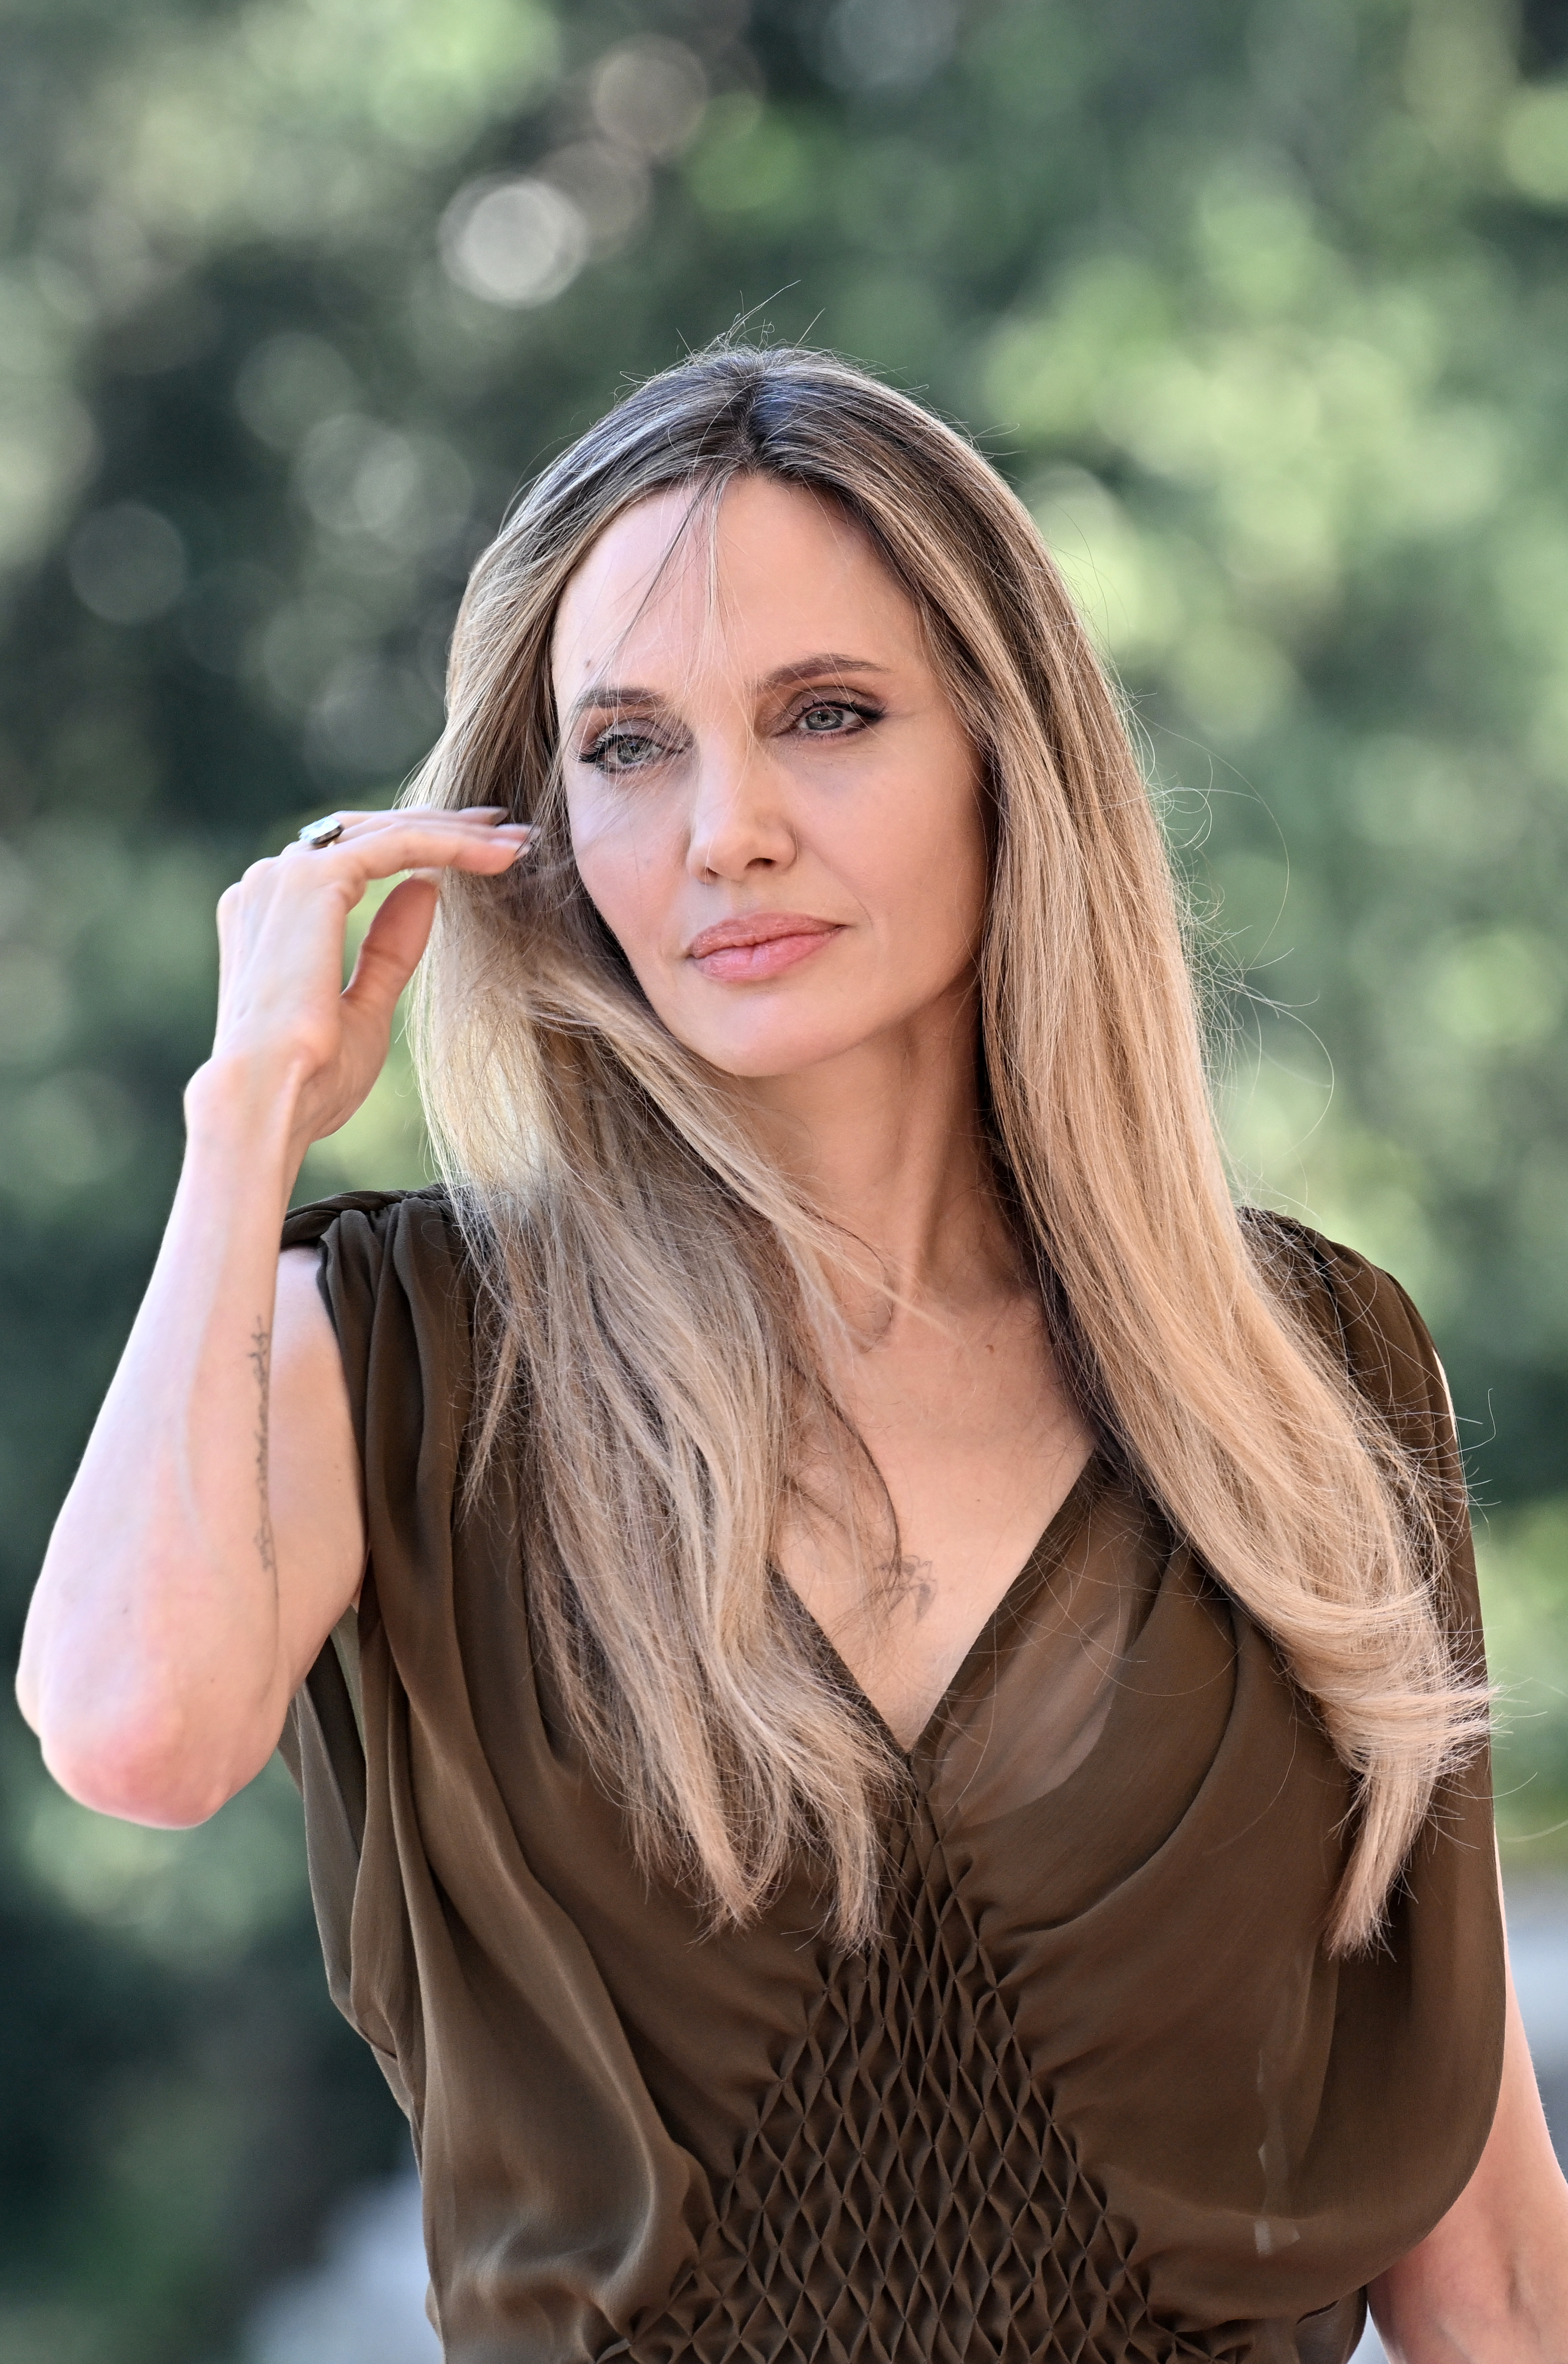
[549,475,919,694]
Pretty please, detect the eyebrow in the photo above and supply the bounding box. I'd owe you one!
[565,653,890,726]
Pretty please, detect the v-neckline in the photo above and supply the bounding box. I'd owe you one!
[787,1447,1107,1764]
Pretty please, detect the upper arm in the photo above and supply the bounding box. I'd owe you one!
[1369,1877,1568,2355]
[271,1246,366,1689]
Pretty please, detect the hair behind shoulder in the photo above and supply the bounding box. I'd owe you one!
[406,342,1488,1952]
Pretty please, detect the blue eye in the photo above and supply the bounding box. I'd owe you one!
[796,700,877,735]
[582,728,667,773]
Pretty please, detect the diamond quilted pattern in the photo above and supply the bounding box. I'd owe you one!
[603,1812,1247,2363]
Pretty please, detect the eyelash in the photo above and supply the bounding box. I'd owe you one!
[796,697,882,737]
[577,727,672,775]
[576,697,883,775]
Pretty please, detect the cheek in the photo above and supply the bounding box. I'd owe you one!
[854,759,989,955]
[567,791,682,959]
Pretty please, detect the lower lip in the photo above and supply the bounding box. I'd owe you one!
[691,929,841,982]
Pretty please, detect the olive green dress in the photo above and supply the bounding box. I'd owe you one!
[280,1191,1502,2364]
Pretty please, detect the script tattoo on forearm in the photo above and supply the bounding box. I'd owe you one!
[248,1319,277,1580]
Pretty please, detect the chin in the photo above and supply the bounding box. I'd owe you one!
[676,1017,876,1083]
[691,1042,848,1083]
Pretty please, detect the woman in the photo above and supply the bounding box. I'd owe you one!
[16,347,1568,2361]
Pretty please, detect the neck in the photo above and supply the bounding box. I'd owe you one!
[733,983,1019,1318]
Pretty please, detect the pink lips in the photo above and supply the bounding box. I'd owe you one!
[686,911,843,982]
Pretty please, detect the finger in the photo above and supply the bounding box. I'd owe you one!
[395,804,511,820]
[293,804,515,846]
[341,875,439,1026]
[282,815,530,887]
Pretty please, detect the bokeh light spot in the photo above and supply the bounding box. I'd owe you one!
[590,37,708,160]
[66,502,186,625]
[438,175,590,306]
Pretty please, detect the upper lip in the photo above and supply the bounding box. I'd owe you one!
[686,911,842,959]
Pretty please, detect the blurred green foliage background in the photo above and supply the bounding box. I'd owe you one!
[1,0,1566,2355]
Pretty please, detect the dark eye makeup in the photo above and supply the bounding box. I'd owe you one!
[791,696,882,736]
[576,724,675,775]
[574,693,883,776]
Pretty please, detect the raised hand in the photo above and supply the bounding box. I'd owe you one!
[208,804,530,1158]
[14,800,531,1821]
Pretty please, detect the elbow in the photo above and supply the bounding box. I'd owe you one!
[34,1705,261,1829]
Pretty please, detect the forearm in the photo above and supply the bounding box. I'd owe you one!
[18,807,522,1822]
[17,1059,311,1823]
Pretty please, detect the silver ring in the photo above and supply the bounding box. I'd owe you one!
[297,816,345,849]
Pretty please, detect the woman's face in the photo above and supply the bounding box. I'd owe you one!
[551,474,989,1085]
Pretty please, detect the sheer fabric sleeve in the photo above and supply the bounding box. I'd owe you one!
[1250,1211,1487,1679]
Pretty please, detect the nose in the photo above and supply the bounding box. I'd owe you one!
[685,738,795,881]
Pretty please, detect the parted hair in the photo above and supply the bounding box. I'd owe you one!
[406,343,1486,1952]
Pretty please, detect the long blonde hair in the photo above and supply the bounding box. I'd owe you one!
[407,344,1484,1952]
